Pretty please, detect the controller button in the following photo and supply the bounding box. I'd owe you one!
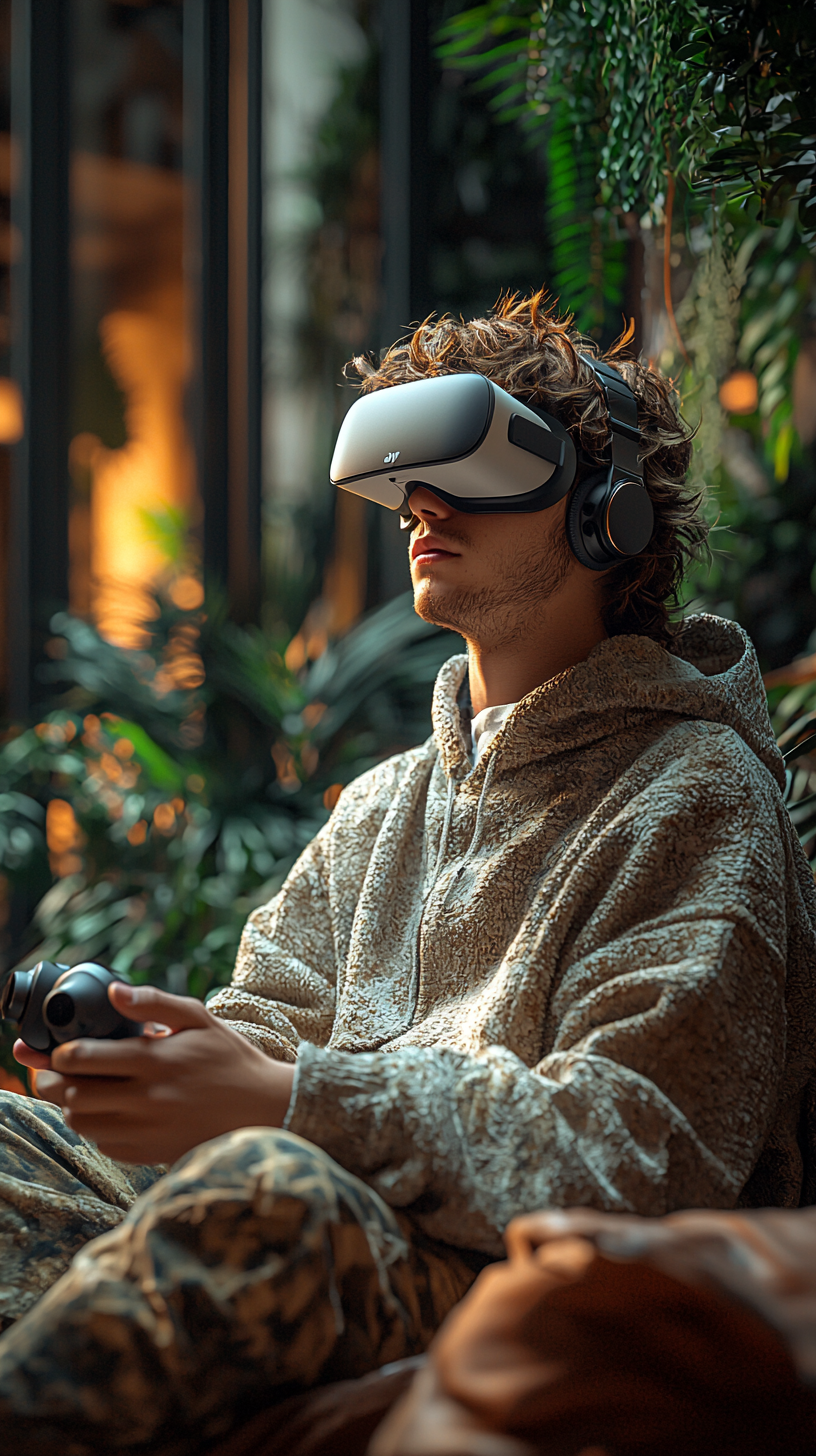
[45,992,75,1028]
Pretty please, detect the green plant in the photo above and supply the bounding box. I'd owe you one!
[769,680,816,867]
[669,210,816,664]
[542,104,627,336]
[438,2,640,335]
[0,592,460,1015]
[437,2,816,231]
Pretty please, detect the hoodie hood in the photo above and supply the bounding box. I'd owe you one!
[432,613,783,790]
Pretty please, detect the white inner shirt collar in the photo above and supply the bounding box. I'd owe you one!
[470,701,517,765]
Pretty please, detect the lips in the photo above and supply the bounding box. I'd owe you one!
[411,534,460,563]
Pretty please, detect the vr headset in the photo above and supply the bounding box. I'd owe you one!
[329,356,653,570]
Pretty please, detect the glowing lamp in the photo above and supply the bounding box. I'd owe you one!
[0,377,24,442]
[719,371,758,415]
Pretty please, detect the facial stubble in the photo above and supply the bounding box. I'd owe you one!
[413,521,573,651]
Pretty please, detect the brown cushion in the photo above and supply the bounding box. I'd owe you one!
[371,1240,816,1456]
[202,1356,423,1456]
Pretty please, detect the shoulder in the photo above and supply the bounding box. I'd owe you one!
[326,736,437,830]
[637,719,780,798]
[611,720,786,850]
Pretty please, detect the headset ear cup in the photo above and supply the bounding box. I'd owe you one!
[565,472,610,571]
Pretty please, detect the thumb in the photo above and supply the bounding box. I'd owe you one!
[108,980,212,1032]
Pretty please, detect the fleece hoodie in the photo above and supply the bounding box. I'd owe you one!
[209,614,816,1256]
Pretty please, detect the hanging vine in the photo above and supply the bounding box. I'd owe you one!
[436,2,816,237]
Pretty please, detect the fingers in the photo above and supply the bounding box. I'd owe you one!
[505,1209,641,1259]
[31,1070,67,1106]
[62,1077,149,1115]
[12,1039,51,1071]
[61,1112,152,1159]
[108,982,211,1031]
[51,1036,153,1076]
[51,1015,212,1075]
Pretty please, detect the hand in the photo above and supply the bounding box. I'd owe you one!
[13,983,296,1165]
[504,1205,767,1294]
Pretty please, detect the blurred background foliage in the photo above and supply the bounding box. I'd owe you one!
[2,1,816,1086]
[0,583,460,1085]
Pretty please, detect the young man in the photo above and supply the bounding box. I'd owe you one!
[2,293,815,1454]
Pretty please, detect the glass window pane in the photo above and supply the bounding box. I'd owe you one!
[262,0,379,650]
[0,0,16,697]
[69,0,199,648]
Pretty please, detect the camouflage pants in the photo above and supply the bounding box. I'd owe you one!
[0,1090,482,1455]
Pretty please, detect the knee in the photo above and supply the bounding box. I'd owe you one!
[173,1125,327,1190]
[0,1087,19,1133]
[129,1126,398,1249]
[169,1127,351,1220]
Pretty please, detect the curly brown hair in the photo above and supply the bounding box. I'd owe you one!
[345,290,707,644]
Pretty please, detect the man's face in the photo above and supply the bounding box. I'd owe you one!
[408,485,577,649]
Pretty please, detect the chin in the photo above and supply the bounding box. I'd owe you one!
[413,579,451,624]
[413,579,473,634]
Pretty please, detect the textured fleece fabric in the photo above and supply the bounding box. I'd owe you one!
[208,614,816,1256]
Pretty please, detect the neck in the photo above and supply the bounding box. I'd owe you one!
[466,597,607,716]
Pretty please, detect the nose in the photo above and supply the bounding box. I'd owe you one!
[407,485,457,524]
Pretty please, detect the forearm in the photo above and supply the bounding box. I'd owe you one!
[284,1042,745,1253]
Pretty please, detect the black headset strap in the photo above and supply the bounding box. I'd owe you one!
[577,354,643,486]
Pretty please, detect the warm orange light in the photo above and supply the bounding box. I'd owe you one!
[46,799,86,878]
[88,308,198,646]
[284,633,307,672]
[719,370,758,415]
[271,741,300,791]
[302,701,327,729]
[46,800,83,853]
[100,753,122,781]
[0,377,23,443]
[152,622,206,693]
[169,575,204,610]
[153,802,176,833]
[67,152,201,647]
[127,819,147,846]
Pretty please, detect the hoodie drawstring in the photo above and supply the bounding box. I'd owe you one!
[431,775,457,887]
[441,755,496,909]
[405,754,497,1030]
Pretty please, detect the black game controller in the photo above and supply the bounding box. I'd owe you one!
[0,961,144,1053]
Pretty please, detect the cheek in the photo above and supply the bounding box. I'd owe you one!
[475,519,554,574]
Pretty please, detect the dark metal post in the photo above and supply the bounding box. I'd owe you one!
[8,0,71,718]
[379,0,431,349]
[377,0,430,601]
[227,0,262,622]
[184,0,262,620]
[245,0,263,620]
[184,0,230,595]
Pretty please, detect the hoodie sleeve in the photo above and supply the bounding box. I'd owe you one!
[205,823,337,1062]
[283,754,808,1254]
[206,750,415,1059]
